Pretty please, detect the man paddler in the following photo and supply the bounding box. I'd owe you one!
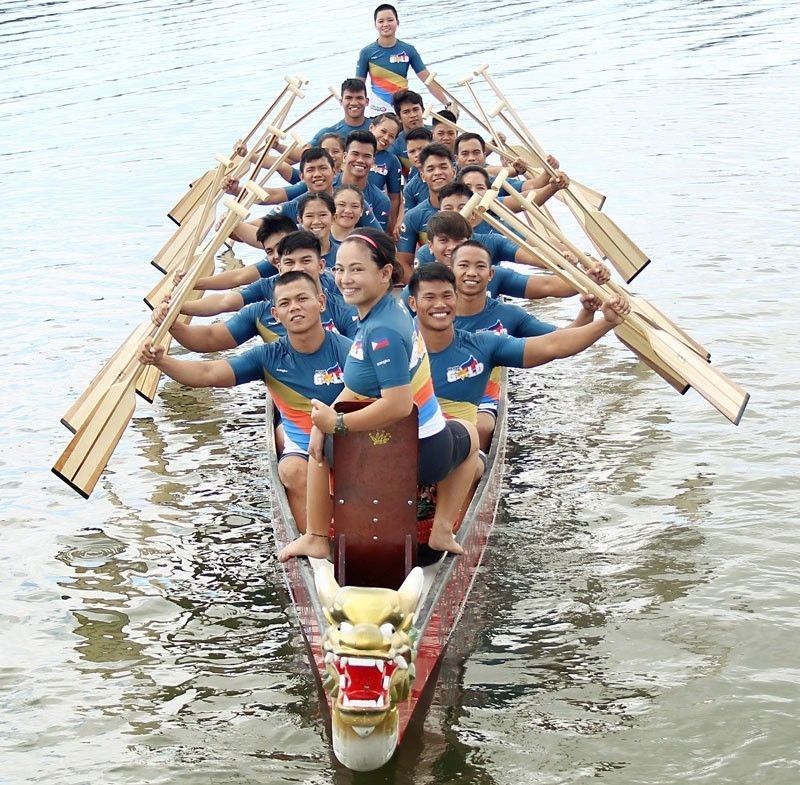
[139,271,352,530]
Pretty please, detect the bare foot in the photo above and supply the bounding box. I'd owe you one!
[427,523,464,555]
[278,532,330,562]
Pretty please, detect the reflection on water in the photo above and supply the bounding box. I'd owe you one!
[2,0,800,783]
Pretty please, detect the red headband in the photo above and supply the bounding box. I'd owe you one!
[347,233,378,249]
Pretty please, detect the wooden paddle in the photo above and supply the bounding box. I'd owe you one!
[423,70,606,211]
[167,76,301,225]
[493,177,710,360]
[52,188,264,499]
[472,190,749,424]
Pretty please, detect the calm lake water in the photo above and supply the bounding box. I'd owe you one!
[2,1,799,783]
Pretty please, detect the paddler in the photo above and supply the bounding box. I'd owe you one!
[139,271,352,531]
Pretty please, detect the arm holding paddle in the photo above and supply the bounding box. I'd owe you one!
[520,296,629,367]
[137,342,236,387]
[150,299,238,353]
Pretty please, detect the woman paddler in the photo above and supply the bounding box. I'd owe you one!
[278,228,479,561]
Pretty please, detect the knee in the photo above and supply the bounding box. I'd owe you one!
[278,458,308,490]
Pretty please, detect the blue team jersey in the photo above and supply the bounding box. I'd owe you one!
[310,117,373,147]
[356,40,426,110]
[229,331,351,454]
[343,291,445,439]
[241,270,343,307]
[226,294,358,345]
[429,329,526,422]
[332,173,391,230]
[403,173,429,210]
[369,149,403,194]
[255,257,279,278]
[389,125,433,176]
[397,199,437,254]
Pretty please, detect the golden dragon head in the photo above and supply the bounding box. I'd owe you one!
[315,565,424,771]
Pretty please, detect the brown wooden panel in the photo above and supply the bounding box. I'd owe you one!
[332,402,418,590]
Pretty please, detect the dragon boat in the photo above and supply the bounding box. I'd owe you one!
[266,372,508,771]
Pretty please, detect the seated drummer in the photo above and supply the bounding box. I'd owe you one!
[154,230,357,342]
[138,271,352,530]
[279,228,479,561]
[451,240,606,450]
[407,262,630,431]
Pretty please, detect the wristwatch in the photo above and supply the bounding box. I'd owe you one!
[334,412,349,436]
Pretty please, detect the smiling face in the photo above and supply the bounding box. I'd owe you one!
[271,278,326,336]
[421,154,455,196]
[452,245,493,297]
[278,246,325,281]
[334,241,392,313]
[409,279,457,333]
[300,201,333,240]
[301,156,334,192]
[334,190,363,230]
[375,8,398,40]
[427,234,464,267]
[371,118,399,151]
[456,138,486,168]
[262,231,290,267]
[320,137,344,172]
[341,88,368,121]
[344,141,376,182]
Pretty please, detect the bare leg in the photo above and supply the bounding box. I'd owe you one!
[278,455,309,532]
[275,423,285,457]
[427,420,479,554]
[476,411,495,452]
[278,456,332,562]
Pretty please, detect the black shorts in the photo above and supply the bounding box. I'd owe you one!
[323,420,471,486]
[418,420,472,486]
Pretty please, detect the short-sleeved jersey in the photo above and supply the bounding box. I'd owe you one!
[389,125,433,176]
[241,269,342,308]
[343,291,446,439]
[397,199,437,254]
[226,295,358,346]
[429,329,526,422]
[255,257,279,279]
[455,297,555,411]
[356,40,426,111]
[332,173,391,231]
[310,117,373,147]
[229,331,351,454]
[369,149,403,195]
[322,236,341,269]
[402,173,429,210]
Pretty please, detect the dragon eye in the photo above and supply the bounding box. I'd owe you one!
[380,623,395,637]
[338,622,354,634]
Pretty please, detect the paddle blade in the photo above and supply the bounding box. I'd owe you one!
[61,321,151,433]
[52,374,138,498]
[629,293,710,361]
[167,167,217,226]
[615,323,690,394]
[152,209,213,274]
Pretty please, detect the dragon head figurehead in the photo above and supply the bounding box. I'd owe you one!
[315,564,424,771]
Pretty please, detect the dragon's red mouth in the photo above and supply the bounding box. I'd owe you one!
[331,656,401,711]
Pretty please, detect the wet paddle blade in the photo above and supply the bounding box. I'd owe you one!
[167,167,216,226]
[52,374,138,498]
[152,208,213,274]
[615,322,690,394]
[61,321,151,433]
[628,293,710,361]
[135,312,194,403]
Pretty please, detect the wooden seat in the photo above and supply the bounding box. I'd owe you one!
[331,402,418,590]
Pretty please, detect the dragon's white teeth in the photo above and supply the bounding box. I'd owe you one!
[339,656,348,667]
[347,657,377,667]
[382,675,391,690]
[376,660,384,673]
[393,655,408,669]
[324,652,334,664]
[342,696,385,709]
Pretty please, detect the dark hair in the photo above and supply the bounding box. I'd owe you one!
[257,214,297,245]
[297,190,336,219]
[341,78,367,97]
[455,132,486,154]
[333,183,365,208]
[319,132,346,149]
[432,109,457,127]
[451,239,492,265]
[457,164,491,188]
[374,3,398,21]
[273,270,320,296]
[392,89,423,114]
[418,143,454,169]
[426,212,472,241]
[277,230,321,259]
[406,127,433,144]
[408,262,456,298]
[438,182,473,202]
[371,112,402,131]
[345,129,378,153]
[340,227,403,286]
[299,146,335,173]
